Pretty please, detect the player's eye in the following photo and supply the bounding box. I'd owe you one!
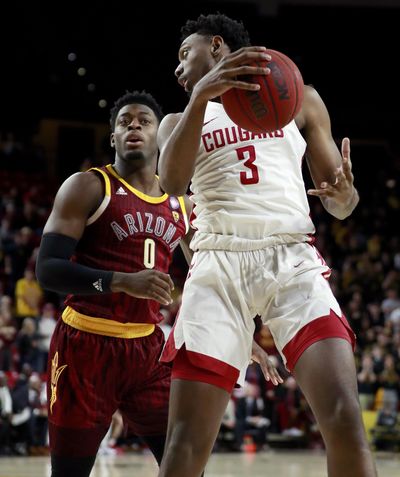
[140,119,151,125]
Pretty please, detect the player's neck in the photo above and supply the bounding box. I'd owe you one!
[111,162,163,196]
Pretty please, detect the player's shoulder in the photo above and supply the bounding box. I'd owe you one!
[56,170,104,204]
[158,113,183,147]
[160,112,183,128]
[61,169,103,190]
[295,84,325,129]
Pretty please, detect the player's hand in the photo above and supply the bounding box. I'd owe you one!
[307,137,358,209]
[111,270,174,305]
[251,340,283,386]
[193,46,271,102]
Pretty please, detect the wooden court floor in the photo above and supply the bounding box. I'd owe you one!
[0,450,398,477]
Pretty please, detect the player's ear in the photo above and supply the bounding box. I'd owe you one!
[211,36,224,56]
[110,133,115,148]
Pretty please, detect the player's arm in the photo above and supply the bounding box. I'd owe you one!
[36,173,173,304]
[158,47,271,196]
[157,109,203,196]
[297,85,359,220]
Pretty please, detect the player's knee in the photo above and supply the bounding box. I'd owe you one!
[165,431,210,464]
[322,394,366,441]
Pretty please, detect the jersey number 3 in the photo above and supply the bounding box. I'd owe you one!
[144,238,155,269]
[236,145,259,185]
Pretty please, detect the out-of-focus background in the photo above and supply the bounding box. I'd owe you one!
[1,0,399,460]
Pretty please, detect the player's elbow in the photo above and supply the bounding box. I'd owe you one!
[35,257,51,290]
[159,176,187,196]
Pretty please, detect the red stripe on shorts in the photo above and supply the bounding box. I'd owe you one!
[283,310,356,372]
[171,346,239,394]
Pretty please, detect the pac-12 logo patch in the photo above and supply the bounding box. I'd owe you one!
[172,211,180,223]
[169,196,180,210]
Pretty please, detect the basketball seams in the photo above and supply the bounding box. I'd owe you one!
[273,50,302,122]
[258,60,280,131]
[221,49,304,133]
[233,87,266,133]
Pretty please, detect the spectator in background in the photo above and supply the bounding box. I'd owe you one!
[0,371,12,454]
[10,364,32,456]
[0,297,17,371]
[235,382,270,451]
[381,288,400,323]
[357,353,377,410]
[15,268,43,323]
[16,317,41,372]
[37,303,57,373]
[378,354,399,411]
[28,374,48,455]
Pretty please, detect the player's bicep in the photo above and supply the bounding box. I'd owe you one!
[157,113,182,152]
[43,172,103,240]
[301,86,342,186]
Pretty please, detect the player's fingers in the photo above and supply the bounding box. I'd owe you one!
[334,167,346,185]
[228,65,270,77]
[259,362,271,382]
[307,188,331,197]
[341,137,350,163]
[149,285,172,305]
[167,274,174,291]
[227,46,269,60]
[269,365,284,385]
[225,52,271,68]
[228,80,261,91]
[154,274,174,293]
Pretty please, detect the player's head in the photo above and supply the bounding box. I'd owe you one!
[110,91,163,164]
[175,13,251,93]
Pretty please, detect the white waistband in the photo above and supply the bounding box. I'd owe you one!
[190,233,311,252]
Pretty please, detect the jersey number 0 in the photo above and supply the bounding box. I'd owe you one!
[143,238,155,269]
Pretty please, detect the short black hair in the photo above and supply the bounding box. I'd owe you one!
[181,13,251,52]
[109,90,164,131]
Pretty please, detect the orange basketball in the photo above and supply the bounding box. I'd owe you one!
[221,49,304,133]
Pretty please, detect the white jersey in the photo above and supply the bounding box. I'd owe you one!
[190,101,315,251]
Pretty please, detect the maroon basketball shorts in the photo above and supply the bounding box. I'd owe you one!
[47,320,170,457]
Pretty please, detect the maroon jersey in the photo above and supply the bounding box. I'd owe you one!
[65,165,188,324]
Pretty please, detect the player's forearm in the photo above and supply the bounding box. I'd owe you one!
[36,233,113,295]
[322,187,359,220]
[159,97,207,196]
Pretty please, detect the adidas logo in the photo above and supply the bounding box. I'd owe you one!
[92,279,103,292]
[116,187,127,195]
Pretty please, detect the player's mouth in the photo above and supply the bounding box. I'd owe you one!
[178,77,188,90]
[125,134,144,147]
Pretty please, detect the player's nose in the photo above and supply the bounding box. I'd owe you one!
[175,63,183,78]
[127,118,141,130]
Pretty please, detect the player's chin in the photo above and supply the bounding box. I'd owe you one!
[124,150,145,161]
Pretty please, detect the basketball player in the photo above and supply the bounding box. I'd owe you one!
[156,13,377,477]
[36,90,281,477]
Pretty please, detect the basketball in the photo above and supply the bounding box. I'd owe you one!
[221,49,304,133]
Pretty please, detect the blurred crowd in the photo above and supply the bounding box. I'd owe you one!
[1,131,400,456]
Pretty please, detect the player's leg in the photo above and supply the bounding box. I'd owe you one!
[48,320,118,477]
[157,250,254,476]
[158,377,231,477]
[50,426,109,477]
[293,338,377,477]
[265,243,377,477]
[120,327,171,466]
